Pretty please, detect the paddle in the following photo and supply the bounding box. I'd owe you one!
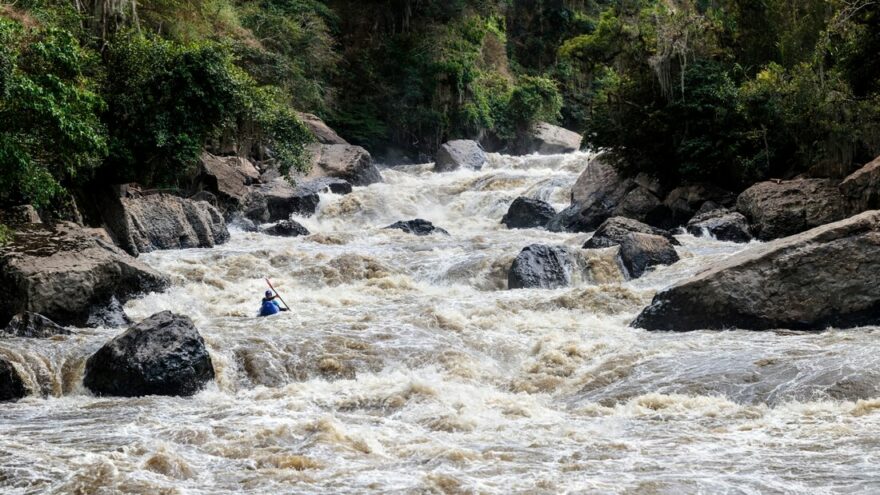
[265,278,291,311]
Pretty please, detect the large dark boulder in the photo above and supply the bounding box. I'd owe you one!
[548,154,634,232]
[434,140,488,172]
[613,186,672,228]
[306,144,382,186]
[98,189,229,257]
[584,217,679,249]
[736,179,848,241]
[258,179,320,222]
[297,112,348,145]
[83,312,215,397]
[0,223,169,326]
[0,358,26,402]
[299,177,353,196]
[3,312,71,338]
[514,122,582,155]
[632,211,880,331]
[195,152,261,212]
[508,244,574,289]
[263,220,310,237]
[385,219,449,236]
[618,233,679,279]
[501,197,557,229]
[686,208,752,243]
[839,155,880,214]
[664,184,737,226]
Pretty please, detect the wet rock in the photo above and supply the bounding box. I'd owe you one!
[0,358,26,402]
[584,217,679,249]
[196,152,260,211]
[664,184,737,226]
[839,155,880,213]
[3,312,71,338]
[501,197,557,229]
[259,179,320,222]
[298,112,348,145]
[434,140,488,172]
[515,122,582,155]
[306,144,382,186]
[299,177,353,196]
[508,244,574,289]
[228,213,259,232]
[385,219,449,236]
[83,311,215,397]
[85,296,132,328]
[548,154,633,232]
[98,190,229,257]
[736,179,848,241]
[263,220,311,237]
[632,211,880,331]
[618,233,680,279]
[686,208,752,243]
[613,186,673,228]
[0,205,41,225]
[0,222,170,326]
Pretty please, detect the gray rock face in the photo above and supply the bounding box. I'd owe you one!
[3,312,71,338]
[306,144,382,186]
[434,140,488,172]
[517,122,582,155]
[839,155,880,213]
[197,152,261,210]
[298,112,348,145]
[99,191,230,257]
[618,233,680,279]
[0,205,41,225]
[83,311,215,397]
[664,184,736,225]
[508,244,573,289]
[584,217,679,249]
[549,155,634,232]
[263,220,310,237]
[0,358,26,402]
[259,179,320,222]
[686,208,752,243]
[0,223,169,326]
[632,211,880,331]
[385,219,449,236]
[501,197,557,229]
[737,179,848,241]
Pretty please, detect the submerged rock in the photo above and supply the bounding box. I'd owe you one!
[618,233,679,279]
[263,220,311,237]
[0,358,26,402]
[686,208,752,243]
[584,217,679,249]
[508,244,574,289]
[0,222,169,326]
[385,219,449,236]
[84,311,215,397]
[501,197,557,229]
[736,179,847,241]
[306,144,382,186]
[434,140,488,172]
[632,211,880,331]
[3,312,71,338]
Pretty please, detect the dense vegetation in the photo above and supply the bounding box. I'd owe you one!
[1,0,879,219]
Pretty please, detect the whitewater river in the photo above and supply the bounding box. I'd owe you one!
[2,152,880,494]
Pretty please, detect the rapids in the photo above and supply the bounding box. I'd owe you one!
[2,152,880,494]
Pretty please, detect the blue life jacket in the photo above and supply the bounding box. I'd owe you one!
[259,299,281,317]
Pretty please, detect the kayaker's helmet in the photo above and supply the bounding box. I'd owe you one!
[265,290,273,298]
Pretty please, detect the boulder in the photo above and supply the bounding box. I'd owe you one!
[548,155,634,232]
[501,197,557,229]
[508,245,574,289]
[259,179,320,222]
[434,140,488,172]
[196,153,261,211]
[686,208,752,243]
[85,296,132,328]
[0,205,41,225]
[0,223,169,326]
[0,358,26,402]
[612,186,672,228]
[839,155,880,213]
[385,219,449,236]
[632,211,880,331]
[98,191,229,257]
[664,184,737,225]
[263,220,310,237]
[736,179,848,241]
[306,144,382,186]
[83,311,215,397]
[584,217,679,249]
[299,177,353,196]
[297,112,348,145]
[515,122,582,155]
[618,233,680,279]
[3,312,71,338]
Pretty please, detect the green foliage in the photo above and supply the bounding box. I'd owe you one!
[0,223,10,245]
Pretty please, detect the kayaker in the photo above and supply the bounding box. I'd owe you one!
[259,290,289,317]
